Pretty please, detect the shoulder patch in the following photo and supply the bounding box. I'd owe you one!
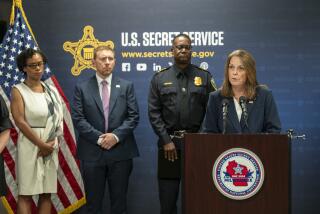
[210,78,218,91]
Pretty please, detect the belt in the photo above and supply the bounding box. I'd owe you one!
[170,130,186,139]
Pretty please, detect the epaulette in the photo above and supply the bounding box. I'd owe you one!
[192,64,209,72]
[156,66,171,73]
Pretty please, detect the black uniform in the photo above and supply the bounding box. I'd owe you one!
[149,64,216,145]
[0,95,12,196]
[148,63,216,214]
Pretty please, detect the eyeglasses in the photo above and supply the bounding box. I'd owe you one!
[26,61,45,69]
[174,45,192,51]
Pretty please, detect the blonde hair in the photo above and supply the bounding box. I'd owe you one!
[93,46,115,59]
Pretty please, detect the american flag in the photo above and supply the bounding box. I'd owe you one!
[0,4,85,214]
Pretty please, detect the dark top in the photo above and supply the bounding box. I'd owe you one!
[148,64,216,145]
[0,95,11,133]
[72,75,139,161]
[201,86,281,134]
[0,95,12,196]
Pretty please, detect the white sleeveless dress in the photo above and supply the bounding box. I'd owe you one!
[14,82,62,195]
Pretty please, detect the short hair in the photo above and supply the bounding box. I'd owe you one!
[172,33,191,45]
[93,46,115,59]
[221,49,259,99]
[16,48,47,71]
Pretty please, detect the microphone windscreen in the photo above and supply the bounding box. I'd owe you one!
[239,96,247,104]
[222,99,229,106]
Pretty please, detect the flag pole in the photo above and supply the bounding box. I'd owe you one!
[10,0,38,46]
[2,2,86,213]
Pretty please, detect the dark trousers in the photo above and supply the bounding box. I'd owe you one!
[81,158,133,214]
[158,178,181,214]
[0,155,6,196]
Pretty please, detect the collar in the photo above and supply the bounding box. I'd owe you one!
[174,64,192,78]
[96,73,112,85]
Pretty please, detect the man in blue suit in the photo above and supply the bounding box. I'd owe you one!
[72,46,139,214]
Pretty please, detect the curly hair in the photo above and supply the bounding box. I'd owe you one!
[16,48,47,72]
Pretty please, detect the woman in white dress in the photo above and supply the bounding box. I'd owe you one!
[11,48,63,214]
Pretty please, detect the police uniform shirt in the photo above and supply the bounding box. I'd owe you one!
[148,64,216,145]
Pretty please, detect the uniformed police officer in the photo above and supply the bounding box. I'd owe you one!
[148,33,217,214]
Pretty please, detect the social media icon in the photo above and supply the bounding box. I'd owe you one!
[153,63,162,72]
[200,62,209,70]
[136,63,147,71]
[122,63,131,72]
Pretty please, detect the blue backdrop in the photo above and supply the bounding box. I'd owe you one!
[21,0,320,213]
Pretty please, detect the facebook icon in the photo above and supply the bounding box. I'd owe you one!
[122,63,131,72]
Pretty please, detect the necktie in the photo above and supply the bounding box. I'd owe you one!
[101,80,109,132]
[179,73,189,128]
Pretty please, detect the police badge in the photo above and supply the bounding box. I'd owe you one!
[194,76,202,86]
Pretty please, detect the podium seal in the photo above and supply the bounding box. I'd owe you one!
[212,148,265,200]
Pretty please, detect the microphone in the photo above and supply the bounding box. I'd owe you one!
[239,96,248,127]
[222,99,229,134]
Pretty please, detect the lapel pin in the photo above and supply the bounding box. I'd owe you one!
[116,85,120,88]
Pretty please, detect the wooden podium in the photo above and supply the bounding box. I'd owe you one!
[183,134,290,214]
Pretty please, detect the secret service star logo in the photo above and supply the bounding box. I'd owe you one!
[63,25,114,76]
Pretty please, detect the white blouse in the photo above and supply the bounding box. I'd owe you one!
[233,97,243,122]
